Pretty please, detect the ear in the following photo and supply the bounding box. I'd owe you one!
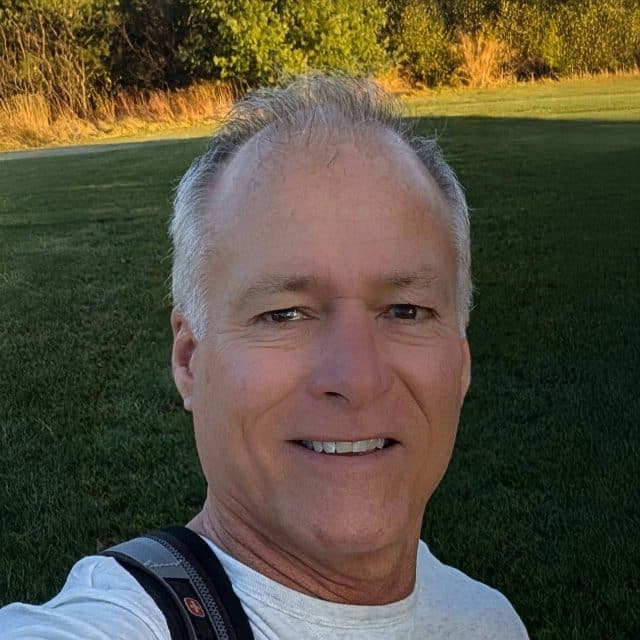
[459,337,471,403]
[171,309,198,412]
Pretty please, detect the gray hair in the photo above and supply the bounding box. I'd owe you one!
[170,73,471,339]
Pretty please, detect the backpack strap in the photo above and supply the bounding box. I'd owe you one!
[101,526,254,640]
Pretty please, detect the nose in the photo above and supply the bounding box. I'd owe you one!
[307,303,393,408]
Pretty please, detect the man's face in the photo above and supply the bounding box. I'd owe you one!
[174,131,470,566]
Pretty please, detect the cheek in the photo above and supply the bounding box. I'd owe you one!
[434,352,464,404]
[400,341,463,405]
[426,352,464,451]
[192,344,306,442]
[397,342,464,454]
[191,345,310,503]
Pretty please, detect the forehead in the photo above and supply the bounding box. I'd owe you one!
[201,128,457,300]
[208,126,450,232]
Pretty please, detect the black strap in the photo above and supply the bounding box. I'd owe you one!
[112,555,194,640]
[150,527,255,640]
[102,526,254,640]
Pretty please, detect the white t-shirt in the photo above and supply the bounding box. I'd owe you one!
[0,538,528,639]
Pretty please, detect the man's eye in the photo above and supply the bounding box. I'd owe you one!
[260,308,305,323]
[385,304,433,321]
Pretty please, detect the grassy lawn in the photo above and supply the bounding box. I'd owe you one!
[1,76,638,639]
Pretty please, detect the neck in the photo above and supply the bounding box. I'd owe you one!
[187,496,420,605]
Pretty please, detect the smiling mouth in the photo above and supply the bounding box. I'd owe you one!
[294,438,397,455]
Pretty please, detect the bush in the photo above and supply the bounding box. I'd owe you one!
[281,0,388,76]
[436,0,500,34]
[495,1,561,78]
[187,0,388,87]
[176,0,388,88]
[394,0,457,86]
[554,0,640,74]
[635,7,640,67]
[178,0,299,87]
[496,0,640,78]
[0,0,117,115]
[109,0,194,89]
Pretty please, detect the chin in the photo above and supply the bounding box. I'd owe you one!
[289,506,409,560]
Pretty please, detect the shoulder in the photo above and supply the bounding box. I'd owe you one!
[416,540,529,639]
[0,555,170,640]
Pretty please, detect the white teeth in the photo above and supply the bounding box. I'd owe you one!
[301,439,389,454]
[351,440,369,453]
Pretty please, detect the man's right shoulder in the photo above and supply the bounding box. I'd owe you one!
[0,555,170,640]
[417,541,529,639]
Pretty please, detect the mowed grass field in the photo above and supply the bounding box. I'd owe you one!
[1,76,639,638]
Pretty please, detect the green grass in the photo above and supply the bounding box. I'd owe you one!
[408,74,640,120]
[1,76,639,639]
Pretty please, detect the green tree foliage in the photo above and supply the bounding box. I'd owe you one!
[181,0,297,86]
[496,1,562,77]
[554,0,640,74]
[280,0,388,75]
[497,0,640,78]
[394,0,457,86]
[436,0,500,33]
[179,0,388,87]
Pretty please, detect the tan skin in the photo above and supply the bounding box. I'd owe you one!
[172,130,471,605]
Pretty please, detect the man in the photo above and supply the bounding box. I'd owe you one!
[1,74,528,638]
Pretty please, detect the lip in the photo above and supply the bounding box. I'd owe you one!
[287,435,400,444]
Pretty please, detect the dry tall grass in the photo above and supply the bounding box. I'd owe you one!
[0,82,237,149]
[106,83,236,123]
[0,95,51,143]
[0,8,101,120]
[453,31,512,87]
[374,68,416,96]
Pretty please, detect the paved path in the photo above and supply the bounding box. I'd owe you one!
[0,140,170,162]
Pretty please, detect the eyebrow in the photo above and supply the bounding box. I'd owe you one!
[235,267,440,309]
[380,267,439,290]
[235,274,322,309]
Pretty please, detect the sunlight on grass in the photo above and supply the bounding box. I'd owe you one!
[406,74,640,120]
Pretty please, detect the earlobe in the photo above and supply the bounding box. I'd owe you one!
[171,309,198,412]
